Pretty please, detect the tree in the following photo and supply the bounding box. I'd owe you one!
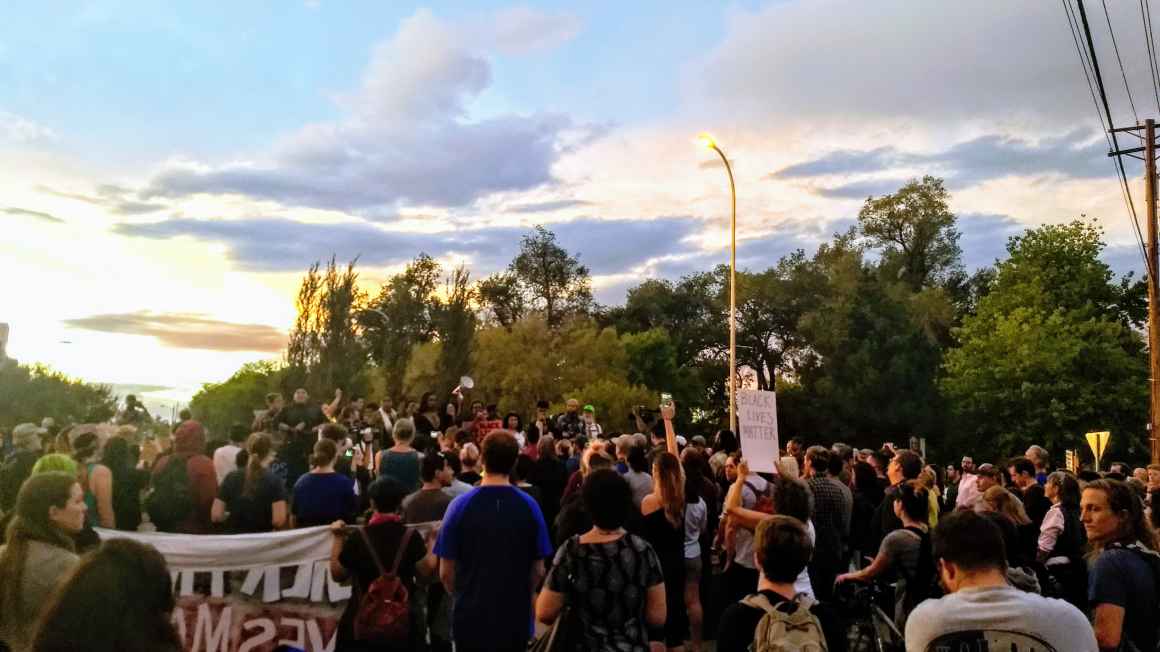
[0,360,117,430]
[364,254,441,399]
[941,221,1148,458]
[189,360,285,439]
[284,257,367,397]
[432,266,476,394]
[477,271,525,329]
[858,176,962,290]
[511,225,592,327]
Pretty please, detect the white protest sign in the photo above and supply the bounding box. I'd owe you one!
[737,389,779,473]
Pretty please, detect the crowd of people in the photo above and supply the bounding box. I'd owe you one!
[1,388,1160,651]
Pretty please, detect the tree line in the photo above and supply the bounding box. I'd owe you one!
[185,175,1150,462]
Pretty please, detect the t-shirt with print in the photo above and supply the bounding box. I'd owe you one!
[292,472,356,527]
[546,534,664,652]
[1088,547,1160,652]
[217,468,287,533]
[434,485,553,649]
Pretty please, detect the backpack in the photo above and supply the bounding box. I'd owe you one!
[145,455,194,532]
[741,592,827,652]
[899,526,940,613]
[353,526,414,643]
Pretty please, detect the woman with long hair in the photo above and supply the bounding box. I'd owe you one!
[0,473,85,652]
[1038,471,1087,609]
[100,437,149,531]
[982,485,1037,567]
[529,434,567,539]
[292,438,357,528]
[1084,479,1160,651]
[30,539,181,652]
[414,391,441,439]
[72,432,114,529]
[212,433,287,533]
[635,400,688,652]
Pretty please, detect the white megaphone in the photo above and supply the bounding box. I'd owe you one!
[453,375,474,396]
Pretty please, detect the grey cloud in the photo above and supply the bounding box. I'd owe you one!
[37,184,166,215]
[774,132,1111,194]
[956,213,1023,269]
[141,11,584,212]
[506,199,592,213]
[62,311,285,352]
[113,215,702,276]
[3,207,63,223]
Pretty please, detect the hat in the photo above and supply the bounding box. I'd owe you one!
[583,404,595,413]
[676,435,688,447]
[691,435,707,447]
[12,423,45,451]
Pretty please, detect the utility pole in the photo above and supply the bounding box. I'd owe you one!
[1147,119,1160,464]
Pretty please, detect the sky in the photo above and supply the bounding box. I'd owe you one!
[2,1,1157,403]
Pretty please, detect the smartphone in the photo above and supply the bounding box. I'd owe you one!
[344,448,355,458]
[660,392,673,408]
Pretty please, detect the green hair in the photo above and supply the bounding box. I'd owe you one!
[32,454,79,476]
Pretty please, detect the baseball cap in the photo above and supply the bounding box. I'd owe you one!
[976,463,1001,478]
[12,423,46,451]
[583,404,596,413]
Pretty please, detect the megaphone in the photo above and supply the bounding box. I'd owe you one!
[459,376,474,390]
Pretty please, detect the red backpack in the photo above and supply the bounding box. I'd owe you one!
[354,527,415,643]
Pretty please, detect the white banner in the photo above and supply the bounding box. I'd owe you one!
[738,389,779,474]
[95,526,349,652]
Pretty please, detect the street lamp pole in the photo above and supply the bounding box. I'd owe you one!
[700,134,738,434]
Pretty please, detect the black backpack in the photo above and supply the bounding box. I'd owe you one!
[146,455,194,532]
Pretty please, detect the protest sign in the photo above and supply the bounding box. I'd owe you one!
[476,419,503,438]
[96,525,349,652]
[737,389,779,473]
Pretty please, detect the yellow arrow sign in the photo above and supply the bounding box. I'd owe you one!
[1086,431,1111,470]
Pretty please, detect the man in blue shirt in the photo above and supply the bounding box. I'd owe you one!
[435,429,553,652]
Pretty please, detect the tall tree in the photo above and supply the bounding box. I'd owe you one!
[511,225,592,327]
[0,360,117,430]
[858,176,962,290]
[941,221,1148,458]
[364,254,441,399]
[477,271,525,329]
[284,257,366,397]
[433,266,477,394]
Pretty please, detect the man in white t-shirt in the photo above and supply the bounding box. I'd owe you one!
[212,425,249,485]
[905,511,1095,652]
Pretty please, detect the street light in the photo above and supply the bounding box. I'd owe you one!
[699,133,738,434]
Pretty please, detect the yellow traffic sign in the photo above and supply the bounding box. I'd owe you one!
[1086,431,1111,471]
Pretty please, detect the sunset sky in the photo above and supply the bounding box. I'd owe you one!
[2,1,1153,404]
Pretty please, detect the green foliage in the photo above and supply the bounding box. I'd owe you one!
[942,221,1148,459]
[189,360,285,439]
[510,225,593,328]
[285,257,367,397]
[858,175,962,289]
[0,361,117,430]
[563,378,655,434]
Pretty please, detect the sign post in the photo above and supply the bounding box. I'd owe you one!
[1086,431,1111,471]
[737,389,779,474]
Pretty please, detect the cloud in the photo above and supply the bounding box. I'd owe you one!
[3,207,63,223]
[773,132,1111,195]
[113,214,703,275]
[0,110,57,143]
[62,311,285,352]
[688,2,1144,128]
[484,7,583,55]
[37,184,166,215]
[141,10,585,212]
[957,213,1024,269]
[505,199,592,213]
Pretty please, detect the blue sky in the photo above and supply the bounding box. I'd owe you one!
[1,1,1153,393]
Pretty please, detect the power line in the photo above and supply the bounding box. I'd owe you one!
[1143,0,1160,113]
[1067,0,1151,277]
[1104,0,1140,124]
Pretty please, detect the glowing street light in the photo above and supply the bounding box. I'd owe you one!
[699,133,738,434]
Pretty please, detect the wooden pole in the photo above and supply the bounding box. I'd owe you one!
[1146,119,1160,464]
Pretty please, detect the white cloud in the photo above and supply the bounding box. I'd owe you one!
[142,9,584,212]
[484,6,583,55]
[0,110,57,143]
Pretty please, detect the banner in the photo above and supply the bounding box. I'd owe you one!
[737,389,779,474]
[96,526,349,652]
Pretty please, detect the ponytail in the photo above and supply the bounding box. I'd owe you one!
[654,452,685,528]
[243,433,272,498]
